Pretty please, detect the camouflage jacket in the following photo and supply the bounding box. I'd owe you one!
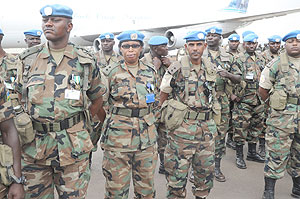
[17,43,106,166]
[101,60,158,152]
[94,49,122,69]
[235,51,266,105]
[261,49,279,64]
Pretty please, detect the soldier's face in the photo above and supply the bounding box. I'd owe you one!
[228,40,240,51]
[101,39,115,52]
[120,41,143,65]
[42,17,72,42]
[185,41,206,61]
[153,44,168,57]
[285,38,300,58]
[206,33,221,47]
[269,42,281,54]
[244,42,258,53]
[25,35,41,48]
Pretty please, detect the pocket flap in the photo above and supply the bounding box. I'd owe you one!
[0,145,13,167]
[26,75,45,88]
[168,99,188,111]
[15,112,32,126]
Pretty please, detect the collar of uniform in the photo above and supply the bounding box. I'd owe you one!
[40,42,76,59]
[120,60,147,71]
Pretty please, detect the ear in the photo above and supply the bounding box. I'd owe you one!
[67,22,73,33]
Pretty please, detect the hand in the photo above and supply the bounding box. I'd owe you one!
[8,183,25,199]
[152,57,162,70]
[161,57,171,67]
[217,69,229,78]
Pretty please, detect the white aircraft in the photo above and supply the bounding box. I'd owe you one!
[1,0,300,52]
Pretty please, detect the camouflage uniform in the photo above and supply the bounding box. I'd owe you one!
[261,49,279,64]
[17,43,105,199]
[0,77,16,198]
[260,52,300,180]
[100,59,158,199]
[233,51,265,145]
[160,55,218,198]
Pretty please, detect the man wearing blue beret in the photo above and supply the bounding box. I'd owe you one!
[204,26,242,182]
[259,30,300,199]
[226,33,241,58]
[262,35,282,63]
[232,33,266,169]
[141,35,171,175]
[23,29,42,48]
[100,30,158,199]
[17,4,106,199]
[160,31,217,199]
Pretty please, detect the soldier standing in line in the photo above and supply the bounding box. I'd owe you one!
[203,26,241,182]
[233,33,266,169]
[259,30,300,199]
[100,30,158,199]
[23,29,42,48]
[160,31,218,199]
[17,4,106,198]
[225,33,241,151]
[141,35,171,175]
[261,35,282,63]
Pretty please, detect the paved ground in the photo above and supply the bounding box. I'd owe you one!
[86,145,293,199]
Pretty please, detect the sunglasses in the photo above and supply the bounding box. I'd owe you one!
[121,44,141,49]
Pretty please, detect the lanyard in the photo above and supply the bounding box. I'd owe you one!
[124,62,136,80]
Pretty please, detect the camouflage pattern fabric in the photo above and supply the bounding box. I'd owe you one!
[204,48,241,159]
[22,158,90,199]
[94,49,122,69]
[264,54,300,179]
[102,145,157,199]
[100,60,158,198]
[233,52,265,145]
[261,49,279,64]
[0,54,20,93]
[160,57,218,198]
[17,43,105,198]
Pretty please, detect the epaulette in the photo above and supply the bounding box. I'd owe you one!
[167,61,181,75]
[75,45,93,65]
[19,44,43,60]
[265,57,278,68]
[102,61,120,76]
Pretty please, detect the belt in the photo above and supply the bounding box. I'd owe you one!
[246,82,258,89]
[287,97,300,105]
[111,107,151,117]
[33,113,84,132]
[184,110,212,120]
[216,85,225,92]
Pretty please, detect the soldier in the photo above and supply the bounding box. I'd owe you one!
[225,33,241,151]
[160,31,218,199]
[259,30,300,199]
[0,77,24,198]
[100,30,158,199]
[94,32,122,69]
[261,35,282,63]
[141,35,171,175]
[23,29,42,48]
[233,33,266,169]
[16,4,106,199]
[204,26,241,182]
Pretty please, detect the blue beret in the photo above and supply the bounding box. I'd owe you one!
[117,30,145,42]
[99,33,114,40]
[148,36,168,46]
[268,35,281,43]
[0,29,3,36]
[282,30,300,42]
[184,31,206,41]
[242,30,255,39]
[205,26,222,35]
[228,34,240,41]
[40,4,73,19]
[24,29,42,37]
[243,33,258,42]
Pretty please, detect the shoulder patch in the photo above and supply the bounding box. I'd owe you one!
[19,44,43,60]
[167,61,181,75]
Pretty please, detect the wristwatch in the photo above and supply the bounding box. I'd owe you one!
[10,174,26,185]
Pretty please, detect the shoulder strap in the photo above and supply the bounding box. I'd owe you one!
[180,56,190,102]
[102,62,120,76]
[279,51,289,73]
[202,57,217,82]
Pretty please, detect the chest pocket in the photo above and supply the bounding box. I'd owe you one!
[26,74,45,105]
[67,72,84,107]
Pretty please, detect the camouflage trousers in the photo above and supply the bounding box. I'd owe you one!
[0,184,8,199]
[157,124,168,155]
[22,158,90,199]
[102,145,158,199]
[264,110,300,179]
[232,102,264,145]
[227,101,235,135]
[215,94,230,159]
[164,118,217,198]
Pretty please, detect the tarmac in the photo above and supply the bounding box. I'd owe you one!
[86,145,293,199]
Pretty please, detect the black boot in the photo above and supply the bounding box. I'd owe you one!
[226,133,236,150]
[195,197,206,199]
[246,143,265,163]
[158,153,165,174]
[89,152,92,168]
[258,138,266,159]
[262,177,276,199]
[236,144,247,169]
[215,158,226,182]
[292,177,300,198]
